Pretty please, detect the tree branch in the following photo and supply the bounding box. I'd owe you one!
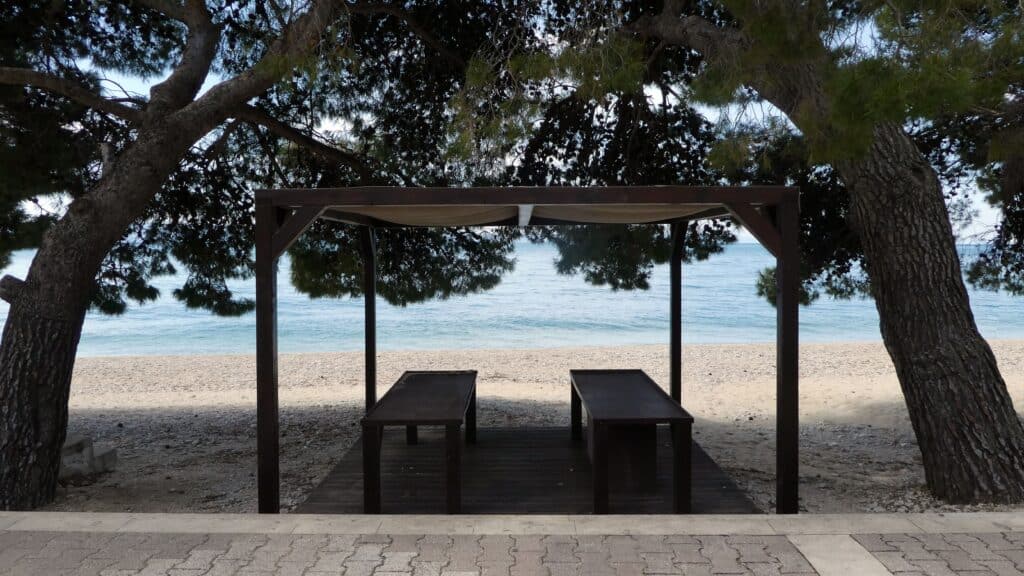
[0,67,143,122]
[625,7,745,65]
[265,0,291,29]
[346,2,466,69]
[132,0,190,23]
[145,0,221,112]
[234,105,373,180]
[623,3,821,118]
[253,125,296,188]
[203,120,241,160]
[182,0,342,122]
[0,275,26,304]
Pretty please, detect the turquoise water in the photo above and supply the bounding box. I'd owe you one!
[1,242,1022,357]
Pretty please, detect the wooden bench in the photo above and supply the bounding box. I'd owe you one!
[362,370,477,514]
[570,369,693,514]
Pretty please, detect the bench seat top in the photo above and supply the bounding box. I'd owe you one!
[571,369,693,424]
[363,370,477,426]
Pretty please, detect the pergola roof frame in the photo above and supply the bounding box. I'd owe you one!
[258,185,796,207]
[253,185,800,516]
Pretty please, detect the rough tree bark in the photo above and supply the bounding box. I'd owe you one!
[0,304,84,508]
[837,123,1024,501]
[0,0,355,510]
[634,1,1024,502]
[0,124,206,508]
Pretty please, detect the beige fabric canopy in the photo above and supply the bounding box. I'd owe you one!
[332,203,719,226]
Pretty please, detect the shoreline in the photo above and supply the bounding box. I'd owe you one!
[71,338,1024,361]
[53,340,1024,514]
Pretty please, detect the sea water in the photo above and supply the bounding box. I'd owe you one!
[1,242,1022,357]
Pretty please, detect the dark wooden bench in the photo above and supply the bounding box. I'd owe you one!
[570,369,693,514]
[362,370,477,514]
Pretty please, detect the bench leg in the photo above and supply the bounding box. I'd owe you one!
[406,425,418,445]
[363,424,381,514]
[466,389,477,445]
[571,386,582,442]
[592,422,608,514]
[446,424,462,514]
[672,422,692,514]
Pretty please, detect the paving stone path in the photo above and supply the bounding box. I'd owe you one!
[855,533,1024,576]
[2,528,1024,575]
[0,531,816,575]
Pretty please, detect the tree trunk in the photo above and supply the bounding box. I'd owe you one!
[728,46,1024,504]
[0,118,210,510]
[638,0,1024,504]
[836,122,1024,502]
[758,66,1024,501]
[0,302,84,509]
[0,0,338,511]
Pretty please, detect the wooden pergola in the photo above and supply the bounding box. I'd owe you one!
[254,186,801,514]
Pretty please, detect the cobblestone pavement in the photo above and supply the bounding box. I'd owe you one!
[855,533,1024,576]
[2,529,1024,575]
[0,531,819,576]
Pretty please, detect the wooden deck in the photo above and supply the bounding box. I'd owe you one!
[297,426,758,514]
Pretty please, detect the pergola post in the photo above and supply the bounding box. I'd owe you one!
[775,198,800,514]
[255,203,281,513]
[670,222,684,404]
[360,227,377,413]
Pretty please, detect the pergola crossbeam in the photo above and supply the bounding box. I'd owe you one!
[726,203,782,258]
[272,206,325,259]
[257,185,796,208]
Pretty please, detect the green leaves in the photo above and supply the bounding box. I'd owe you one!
[465,56,498,88]
[689,63,745,107]
[673,0,1024,166]
[989,128,1024,163]
[9,0,1019,319]
[566,35,647,98]
[173,277,255,316]
[542,225,673,290]
[535,221,735,291]
[819,58,905,160]
[288,223,519,306]
[446,34,648,171]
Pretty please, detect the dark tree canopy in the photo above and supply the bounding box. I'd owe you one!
[2,0,1021,317]
[913,85,1024,296]
[473,0,1024,308]
[290,225,520,305]
[0,2,133,269]
[0,0,741,316]
[512,92,736,288]
[0,1,546,314]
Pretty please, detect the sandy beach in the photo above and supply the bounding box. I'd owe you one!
[47,340,1024,514]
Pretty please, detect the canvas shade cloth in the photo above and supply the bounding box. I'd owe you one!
[334,204,716,226]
